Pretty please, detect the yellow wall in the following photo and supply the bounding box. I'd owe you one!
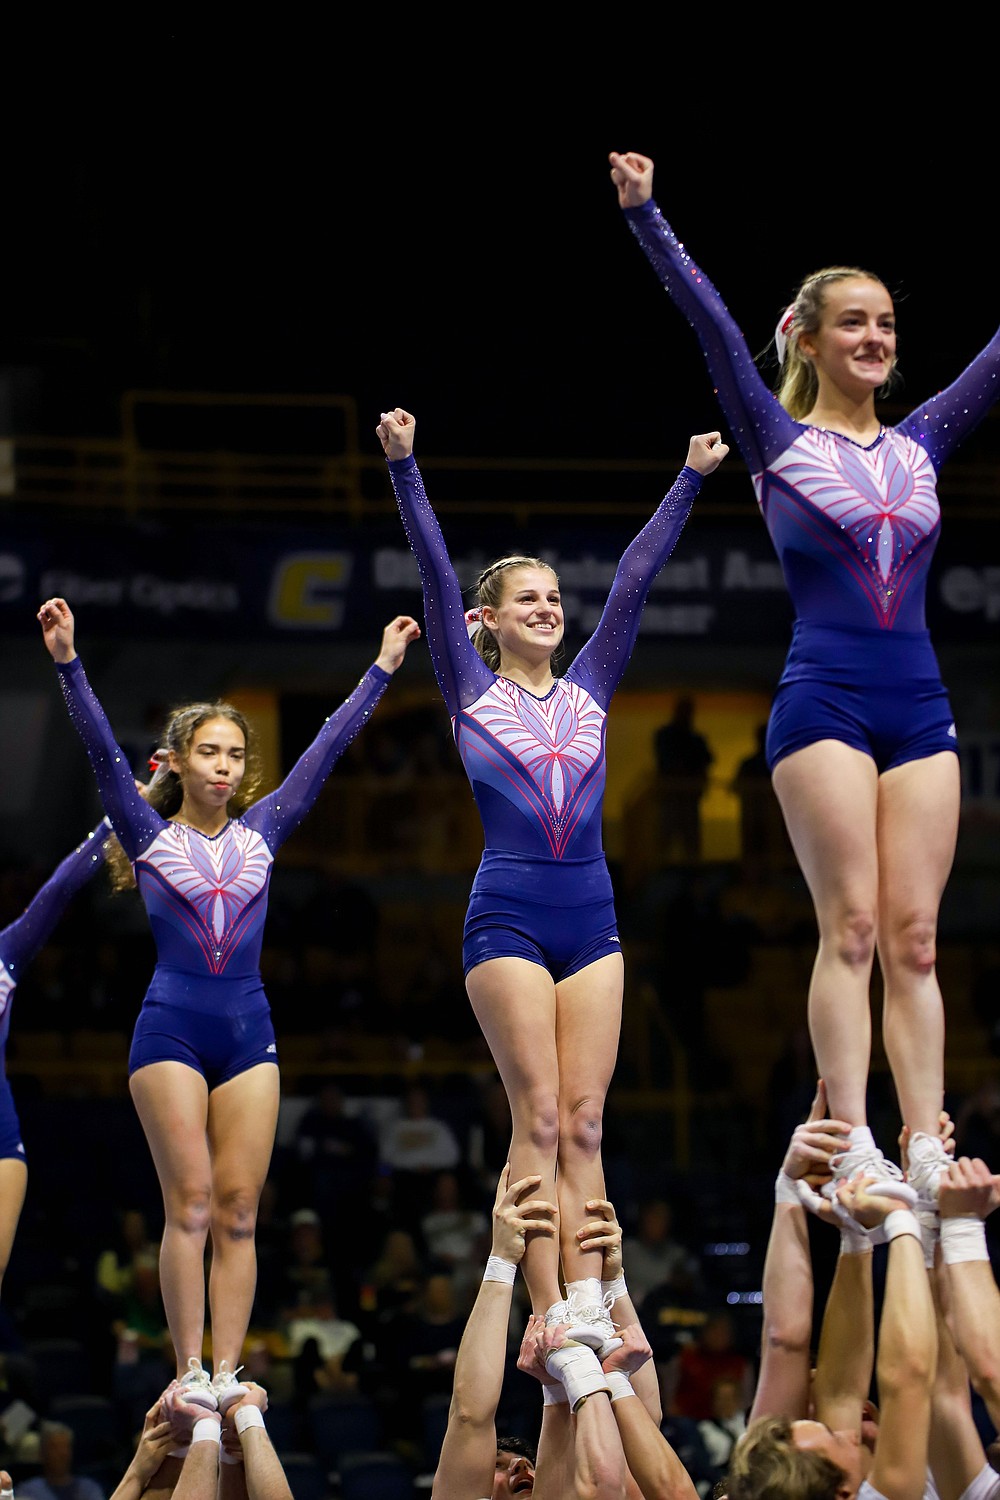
[605,689,773,861]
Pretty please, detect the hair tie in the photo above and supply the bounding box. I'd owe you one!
[774,304,796,365]
[465,607,483,640]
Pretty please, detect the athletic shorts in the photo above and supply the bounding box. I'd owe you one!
[767,621,958,774]
[129,967,278,1088]
[463,850,621,982]
[0,1082,24,1163]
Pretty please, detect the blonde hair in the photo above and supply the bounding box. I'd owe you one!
[105,701,261,893]
[468,555,563,673]
[774,266,900,420]
[726,1417,845,1500]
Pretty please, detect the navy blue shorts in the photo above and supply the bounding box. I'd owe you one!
[129,968,278,1088]
[0,1082,24,1163]
[767,622,958,774]
[463,851,621,982]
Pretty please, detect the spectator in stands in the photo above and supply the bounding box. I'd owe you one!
[362,1227,424,1325]
[284,1285,362,1403]
[273,1210,335,1323]
[653,694,716,863]
[292,1081,379,1227]
[18,1421,104,1500]
[626,1195,705,1312]
[697,1374,747,1494]
[662,1308,754,1422]
[419,1170,490,1308]
[379,1083,462,1220]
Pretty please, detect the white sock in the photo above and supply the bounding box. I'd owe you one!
[848,1125,876,1152]
[565,1277,603,1306]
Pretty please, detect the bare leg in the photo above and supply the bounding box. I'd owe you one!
[206,1063,280,1370]
[466,956,562,1312]
[553,954,624,1284]
[130,1061,212,1371]
[876,752,959,1135]
[772,741,880,1125]
[0,1158,27,1297]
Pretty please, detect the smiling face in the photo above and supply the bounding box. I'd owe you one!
[493,1448,534,1498]
[799,277,896,399]
[170,714,247,813]
[483,565,563,666]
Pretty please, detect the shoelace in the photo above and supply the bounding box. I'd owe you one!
[564,1289,617,1328]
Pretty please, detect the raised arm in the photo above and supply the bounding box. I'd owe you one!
[938,1155,1000,1431]
[245,615,420,851]
[431,1165,556,1500]
[838,1178,937,1500]
[895,323,1000,470]
[0,819,110,1002]
[37,597,164,861]
[608,150,800,474]
[570,433,727,709]
[377,408,495,716]
[752,1082,851,1422]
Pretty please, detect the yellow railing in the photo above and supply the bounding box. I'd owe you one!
[5,390,998,519]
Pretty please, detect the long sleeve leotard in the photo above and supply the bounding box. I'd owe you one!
[53,655,392,1013]
[0,821,109,1049]
[0,820,109,1155]
[622,199,1000,643]
[387,454,701,864]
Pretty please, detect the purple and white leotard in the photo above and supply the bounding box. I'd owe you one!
[54,655,392,1085]
[387,452,702,979]
[0,821,109,1158]
[622,197,1000,771]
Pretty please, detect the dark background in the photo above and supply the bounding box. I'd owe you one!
[5,62,998,475]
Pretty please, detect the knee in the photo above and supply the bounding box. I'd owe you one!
[884,911,938,980]
[211,1185,260,1244]
[169,1185,212,1237]
[559,1094,605,1162]
[514,1089,560,1157]
[828,905,877,969]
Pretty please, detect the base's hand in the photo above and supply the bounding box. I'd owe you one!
[836,1173,909,1231]
[490,1163,557,1265]
[608,151,654,209]
[374,615,422,674]
[376,407,415,460]
[577,1198,623,1285]
[940,1156,1000,1220]
[517,1313,563,1387]
[685,431,730,476]
[602,1320,651,1377]
[37,597,78,664]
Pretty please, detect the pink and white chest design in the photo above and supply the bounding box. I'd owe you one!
[459,677,607,856]
[756,428,941,621]
[138,822,274,971]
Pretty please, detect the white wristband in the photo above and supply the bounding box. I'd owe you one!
[543,1381,569,1405]
[606,1371,635,1402]
[839,1226,873,1255]
[775,1171,801,1205]
[941,1215,989,1263]
[234,1405,266,1435]
[484,1255,517,1285]
[602,1274,627,1303]
[192,1417,221,1445]
[884,1209,921,1243]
